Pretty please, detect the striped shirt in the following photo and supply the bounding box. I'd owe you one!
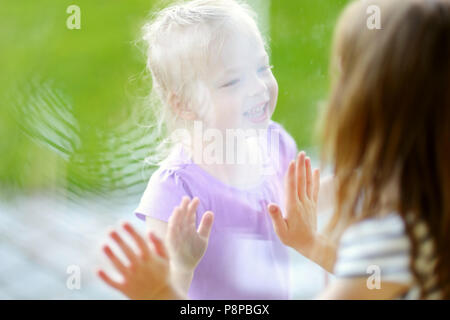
[333,213,442,299]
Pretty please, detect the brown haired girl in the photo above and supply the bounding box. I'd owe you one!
[269,0,450,299]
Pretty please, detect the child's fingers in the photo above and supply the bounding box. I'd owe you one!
[149,232,168,260]
[187,197,200,224]
[268,203,288,239]
[284,160,297,216]
[312,169,320,203]
[167,208,179,244]
[102,245,128,276]
[97,269,123,291]
[180,196,190,213]
[296,152,307,201]
[109,228,138,266]
[197,211,214,239]
[305,157,313,200]
[122,222,151,260]
[168,206,183,234]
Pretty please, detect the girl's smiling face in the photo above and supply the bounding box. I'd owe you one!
[203,32,278,132]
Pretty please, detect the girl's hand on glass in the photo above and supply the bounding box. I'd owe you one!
[267,151,320,254]
[167,197,214,273]
[97,222,181,300]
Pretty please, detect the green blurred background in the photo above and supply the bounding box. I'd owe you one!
[0,0,349,200]
[0,0,351,300]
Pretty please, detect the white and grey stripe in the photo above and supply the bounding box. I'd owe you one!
[333,212,442,299]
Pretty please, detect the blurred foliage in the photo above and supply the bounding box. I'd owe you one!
[0,0,348,202]
[271,0,348,147]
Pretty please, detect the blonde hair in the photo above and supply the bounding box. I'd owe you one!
[140,0,266,166]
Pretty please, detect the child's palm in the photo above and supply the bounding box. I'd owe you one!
[119,248,170,300]
[97,223,175,300]
[167,197,214,271]
[286,183,318,245]
[268,152,320,252]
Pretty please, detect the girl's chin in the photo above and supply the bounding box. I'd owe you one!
[242,120,271,131]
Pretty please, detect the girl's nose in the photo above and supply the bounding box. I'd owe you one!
[248,75,267,97]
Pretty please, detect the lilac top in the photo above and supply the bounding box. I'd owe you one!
[134,120,298,299]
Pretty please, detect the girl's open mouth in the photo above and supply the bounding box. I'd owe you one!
[243,102,269,123]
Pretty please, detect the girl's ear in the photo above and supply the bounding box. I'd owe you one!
[168,92,197,121]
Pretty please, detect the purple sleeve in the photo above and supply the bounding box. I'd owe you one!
[134,168,193,223]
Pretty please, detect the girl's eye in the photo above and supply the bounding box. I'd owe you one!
[222,79,240,88]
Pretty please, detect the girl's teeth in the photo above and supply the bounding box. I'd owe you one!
[245,104,267,118]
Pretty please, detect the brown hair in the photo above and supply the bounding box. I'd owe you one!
[320,0,450,298]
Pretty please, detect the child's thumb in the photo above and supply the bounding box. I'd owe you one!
[268,203,280,215]
[267,203,288,237]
